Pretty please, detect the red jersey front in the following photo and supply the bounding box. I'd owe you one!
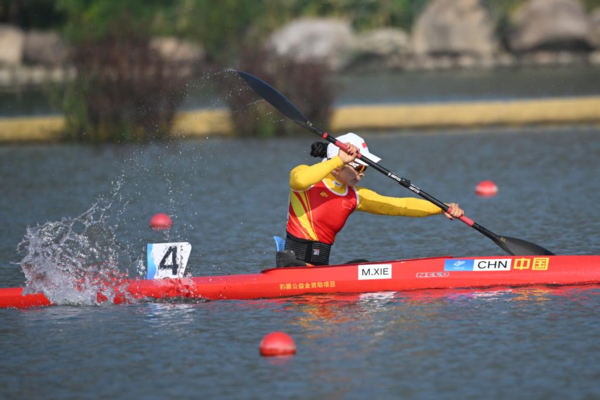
[286,179,358,245]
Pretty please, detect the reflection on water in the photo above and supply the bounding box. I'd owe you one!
[281,285,600,339]
[143,303,199,334]
[284,285,600,399]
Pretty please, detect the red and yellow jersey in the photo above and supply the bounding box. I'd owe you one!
[288,176,358,245]
[286,157,443,245]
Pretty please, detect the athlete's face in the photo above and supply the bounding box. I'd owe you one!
[335,164,366,187]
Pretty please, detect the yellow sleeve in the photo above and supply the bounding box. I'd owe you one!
[290,157,344,191]
[356,187,443,217]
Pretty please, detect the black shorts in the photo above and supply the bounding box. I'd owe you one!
[285,232,332,266]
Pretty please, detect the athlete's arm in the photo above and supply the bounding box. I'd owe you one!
[290,157,344,191]
[356,187,443,217]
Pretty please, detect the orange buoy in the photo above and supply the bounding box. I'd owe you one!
[149,213,172,230]
[475,180,498,197]
[259,332,296,357]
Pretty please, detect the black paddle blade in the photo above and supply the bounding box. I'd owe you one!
[237,70,317,133]
[492,235,555,256]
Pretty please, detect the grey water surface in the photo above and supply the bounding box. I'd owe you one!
[1,127,600,399]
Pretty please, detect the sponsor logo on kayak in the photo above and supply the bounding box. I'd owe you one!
[444,259,512,271]
[444,259,474,271]
[359,264,392,280]
[416,272,450,278]
[473,259,512,271]
[279,281,336,291]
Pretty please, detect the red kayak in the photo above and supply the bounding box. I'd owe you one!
[1,255,599,309]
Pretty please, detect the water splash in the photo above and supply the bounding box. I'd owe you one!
[10,71,243,303]
[17,203,135,306]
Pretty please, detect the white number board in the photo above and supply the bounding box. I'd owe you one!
[147,242,191,279]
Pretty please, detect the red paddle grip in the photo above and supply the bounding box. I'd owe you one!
[331,138,363,159]
[447,206,474,226]
[459,215,475,226]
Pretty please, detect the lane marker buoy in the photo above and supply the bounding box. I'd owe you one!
[259,332,296,357]
[150,213,173,230]
[475,181,498,197]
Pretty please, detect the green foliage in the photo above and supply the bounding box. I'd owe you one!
[165,0,290,63]
[286,0,429,31]
[486,0,525,48]
[0,0,66,29]
[487,0,524,19]
[55,0,177,42]
[58,79,95,142]
[50,1,192,142]
[582,0,600,10]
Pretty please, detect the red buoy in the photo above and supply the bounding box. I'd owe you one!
[259,332,296,357]
[149,213,172,230]
[475,180,498,197]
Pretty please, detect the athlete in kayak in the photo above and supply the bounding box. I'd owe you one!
[277,132,464,267]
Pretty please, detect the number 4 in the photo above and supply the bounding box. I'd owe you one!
[159,246,178,275]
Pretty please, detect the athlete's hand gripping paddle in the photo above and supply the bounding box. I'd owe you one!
[236,70,554,256]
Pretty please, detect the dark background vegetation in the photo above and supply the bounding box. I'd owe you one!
[2,0,600,141]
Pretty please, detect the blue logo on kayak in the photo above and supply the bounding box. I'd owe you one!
[444,259,474,271]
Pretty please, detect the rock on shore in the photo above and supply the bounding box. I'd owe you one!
[349,28,409,69]
[411,0,498,57]
[510,0,594,52]
[24,31,70,66]
[0,24,25,66]
[3,1,600,85]
[267,18,355,70]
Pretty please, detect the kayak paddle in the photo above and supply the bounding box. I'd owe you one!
[236,70,554,256]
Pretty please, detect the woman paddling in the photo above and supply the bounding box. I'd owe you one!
[277,132,465,267]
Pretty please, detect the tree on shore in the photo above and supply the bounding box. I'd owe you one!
[54,1,194,142]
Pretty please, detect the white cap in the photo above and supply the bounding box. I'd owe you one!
[326,132,381,166]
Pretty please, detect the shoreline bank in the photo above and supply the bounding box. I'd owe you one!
[1,96,600,143]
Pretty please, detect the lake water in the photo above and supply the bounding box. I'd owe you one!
[1,126,600,399]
